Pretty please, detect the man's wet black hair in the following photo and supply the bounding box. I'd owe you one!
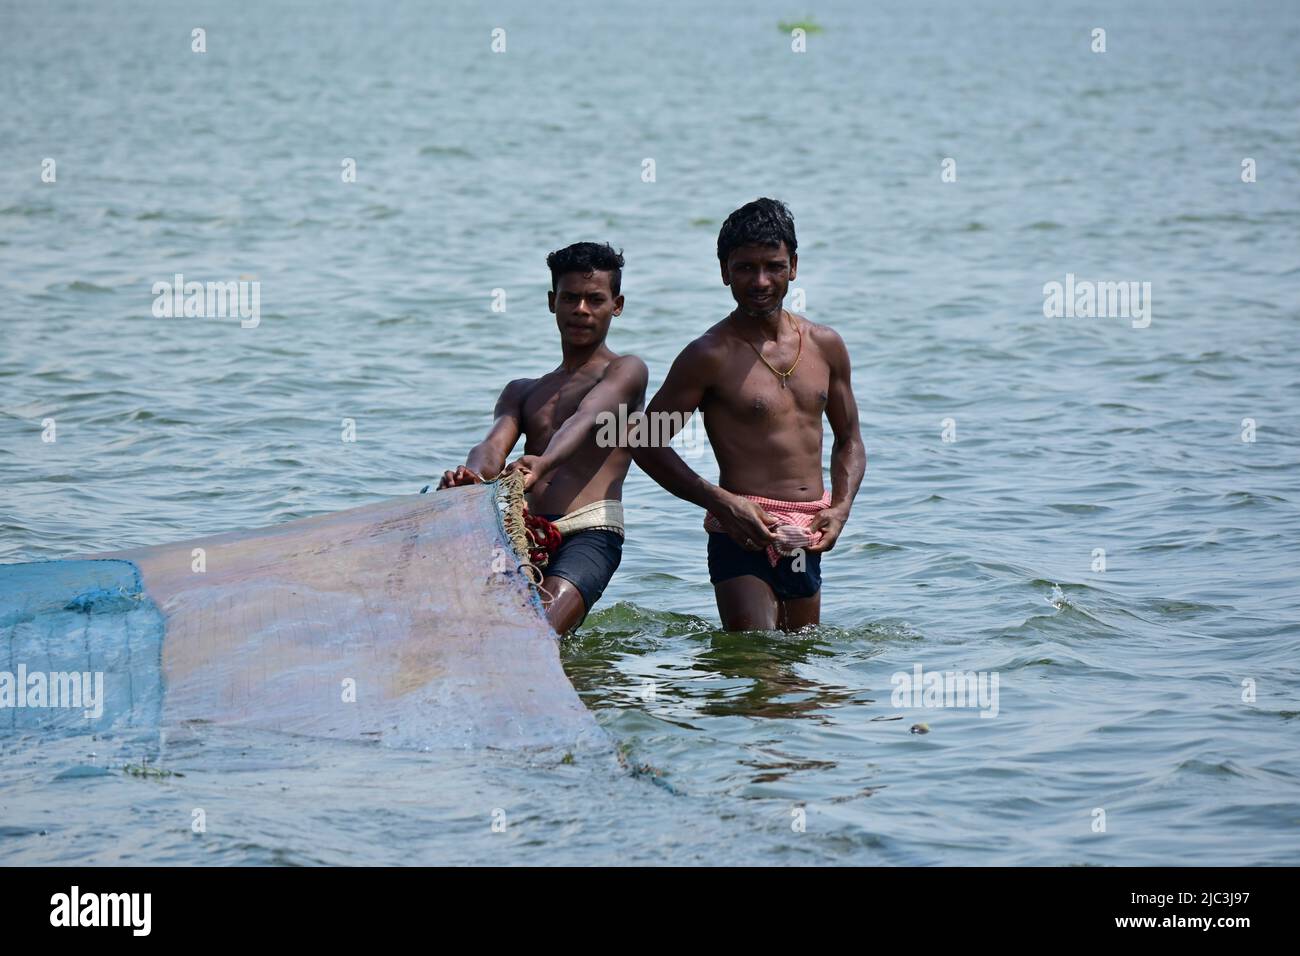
[547,241,625,296]
[716,198,798,266]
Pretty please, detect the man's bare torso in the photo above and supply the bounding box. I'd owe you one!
[696,312,832,502]
[518,356,639,515]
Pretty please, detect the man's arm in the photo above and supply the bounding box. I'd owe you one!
[632,341,780,550]
[806,327,865,552]
[437,378,528,488]
[503,356,648,489]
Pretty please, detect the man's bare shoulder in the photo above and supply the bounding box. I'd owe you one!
[600,352,649,382]
[500,376,537,399]
[795,315,850,363]
[593,353,649,405]
[496,377,538,414]
[674,320,735,370]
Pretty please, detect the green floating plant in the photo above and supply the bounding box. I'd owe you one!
[778,17,825,34]
[122,762,184,778]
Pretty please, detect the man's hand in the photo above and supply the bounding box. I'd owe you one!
[714,491,780,551]
[805,506,849,553]
[502,454,549,492]
[436,465,484,490]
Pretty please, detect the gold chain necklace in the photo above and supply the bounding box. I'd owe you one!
[743,309,803,388]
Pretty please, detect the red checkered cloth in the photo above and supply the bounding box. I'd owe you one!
[703,491,832,566]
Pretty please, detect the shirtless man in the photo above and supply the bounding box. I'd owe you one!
[438,242,647,635]
[633,199,866,631]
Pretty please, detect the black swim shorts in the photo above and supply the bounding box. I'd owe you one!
[540,519,624,622]
[707,532,822,601]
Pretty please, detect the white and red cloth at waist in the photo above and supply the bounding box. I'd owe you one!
[703,491,831,567]
[523,500,624,568]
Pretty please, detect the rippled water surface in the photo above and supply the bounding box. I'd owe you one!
[2,0,1298,864]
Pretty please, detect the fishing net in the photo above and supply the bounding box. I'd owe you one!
[0,476,603,750]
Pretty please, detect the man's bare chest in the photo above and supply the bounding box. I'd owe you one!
[522,374,602,439]
[707,354,830,425]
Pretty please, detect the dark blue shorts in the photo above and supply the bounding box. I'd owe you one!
[541,521,623,620]
[707,532,822,601]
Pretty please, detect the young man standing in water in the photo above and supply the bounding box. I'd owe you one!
[438,242,647,635]
[633,199,866,631]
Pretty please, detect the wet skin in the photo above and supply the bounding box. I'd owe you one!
[633,241,866,632]
[438,270,647,636]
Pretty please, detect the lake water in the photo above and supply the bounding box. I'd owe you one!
[1,0,1298,865]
